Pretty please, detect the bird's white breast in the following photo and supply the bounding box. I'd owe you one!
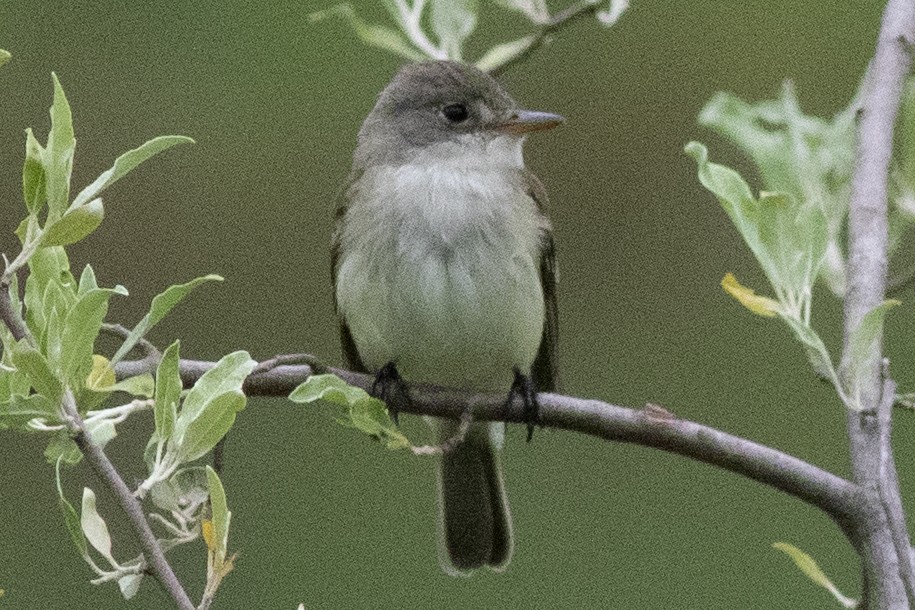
[336,136,547,391]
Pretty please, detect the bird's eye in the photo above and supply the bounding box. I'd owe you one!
[442,103,469,123]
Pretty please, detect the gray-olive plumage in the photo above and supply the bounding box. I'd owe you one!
[332,60,560,574]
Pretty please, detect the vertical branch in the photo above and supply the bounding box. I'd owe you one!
[62,391,197,610]
[843,0,915,606]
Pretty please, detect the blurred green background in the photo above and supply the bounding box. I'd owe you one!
[2,1,913,608]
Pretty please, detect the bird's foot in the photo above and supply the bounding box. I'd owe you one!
[372,361,412,424]
[507,367,539,442]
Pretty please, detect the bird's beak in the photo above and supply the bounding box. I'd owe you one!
[495,110,565,135]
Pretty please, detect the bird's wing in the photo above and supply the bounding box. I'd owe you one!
[524,169,559,392]
[331,170,369,373]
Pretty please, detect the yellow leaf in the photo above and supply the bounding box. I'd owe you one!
[202,519,216,552]
[773,542,857,608]
[86,355,116,391]
[721,273,780,317]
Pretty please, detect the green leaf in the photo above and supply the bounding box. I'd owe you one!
[149,466,209,513]
[117,574,143,600]
[81,487,117,566]
[309,5,425,60]
[206,465,231,563]
[289,373,370,406]
[56,457,88,558]
[475,35,536,72]
[102,373,155,398]
[596,0,629,26]
[78,264,99,296]
[289,374,409,450]
[60,287,127,386]
[845,300,900,410]
[172,351,255,444]
[71,135,194,208]
[773,542,857,608]
[430,0,477,60]
[44,73,76,221]
[42,198,104,246]
[0,49,10,67]
[0,393,56,429]
[781,315,836,382]
[492,0,549,23]
[154,341,181,439]
[23,128,47,214]
[11,341,62,401]
[175,390,245,463]
[46,432,82,465]
[110,274,222,364]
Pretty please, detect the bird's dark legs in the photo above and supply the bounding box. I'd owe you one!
[508,367,539,442]
[372,361,412,424]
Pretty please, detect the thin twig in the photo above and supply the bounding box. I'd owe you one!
[842,0,915,606]
[114,356,867,528]
[0,277,28,341]
[877,373,915,603]
[490,0,603,76]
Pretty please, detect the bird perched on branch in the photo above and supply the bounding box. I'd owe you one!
[332,60,561,574]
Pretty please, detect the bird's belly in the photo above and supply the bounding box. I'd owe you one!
[337,246,544,392]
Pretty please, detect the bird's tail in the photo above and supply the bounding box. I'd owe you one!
[435,420,513,575]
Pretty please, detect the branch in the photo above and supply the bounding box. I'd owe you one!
[114,357,866,529]
[61,390,196,610]
[0,275,28,342]
[843,0,915,606]
[489,0,603,76]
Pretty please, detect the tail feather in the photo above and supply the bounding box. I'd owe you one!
[436,421,513,575]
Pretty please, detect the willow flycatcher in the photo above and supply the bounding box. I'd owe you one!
[332,60,560,575]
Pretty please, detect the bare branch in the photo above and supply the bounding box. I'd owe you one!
[843,0,915,606]
[115,357,866,529]
[0,276,28,342]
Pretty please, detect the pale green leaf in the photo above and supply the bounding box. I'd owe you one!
[175,390,245,463]
[60,287,127,386]
[290,374,409,450]
[206,465,230,562]
[110,275,222,364]
[781,315,836,382]
[430,0,477,60]
[846,300,900,411]
[81,487,117,566]
[0,49,10,67]
[149,467,209,513]
[46,432,82,465]
[172,351,254,445]
[773,542,857,608]
[289,373,369,406]
[117,573,143,600]
[78,264,99,296]
[44,73,75,220]
[42,198,104,246]
[23,128,47,214]
[11,341,62,400]
[475,35,536,72]
[102,373,155,398]
[71,135,194,208]
[596,0,629,26]
[56,457,88,558]
[309,5,425,60]
[154,341,181,439]
[0,393,56,429]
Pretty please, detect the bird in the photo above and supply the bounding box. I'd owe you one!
[332,59,561,575]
